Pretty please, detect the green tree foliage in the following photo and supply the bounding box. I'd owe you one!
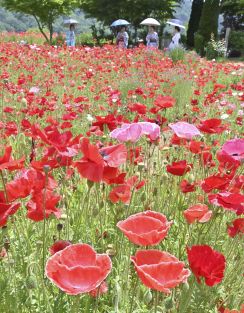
[186,0,203,48]
[196,0,220,55]
[0,0,82,42]
[221,0,244,31]
[80,0,181,27]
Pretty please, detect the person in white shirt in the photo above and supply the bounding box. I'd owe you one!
[168,26,181,51]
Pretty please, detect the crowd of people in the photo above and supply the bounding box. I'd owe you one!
[65,22,182,50]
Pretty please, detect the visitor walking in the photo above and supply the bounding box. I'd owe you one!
[116,26,129,49]
[66,24,76,47]
[168,26,181,50]
[146,26,159,49]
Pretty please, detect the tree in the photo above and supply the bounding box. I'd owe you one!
[198,0,220,41]
[81,0,181,28]
[186,0,204,48]
[80,0,182,44]
[221,0,244,31]
[195,0,220,55]
[0,0,82,43]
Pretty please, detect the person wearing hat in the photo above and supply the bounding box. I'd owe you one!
[116,26,129,49]
[66,24,76,47]
[168,26,181,50]
[146,26,159,49]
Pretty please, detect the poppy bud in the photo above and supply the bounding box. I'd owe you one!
[2,226,8,235]
[43,165,50,174]
[87,180,94,189]
[26,276,37,289]
[164,297,174,310]
[106,248,116,257]
[3,239,10,251]
[57,223,63,232]
[138,162,145,171]
[153,188,158,196]
[182,282,189,291]
[140,193,146,202]
[144,289,153,304]
[21,98,27,106]
[36,240,43,248]
[60,214,67,220]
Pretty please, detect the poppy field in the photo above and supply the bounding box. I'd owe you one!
[0,39,244,313]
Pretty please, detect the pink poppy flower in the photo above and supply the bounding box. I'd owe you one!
[221,138,244,161]
[110,122,160,143]
[131,250,190,293]
[46,244,112,295]
[169,122,202,140]
[183,204,212,224]
[117,210,172,246]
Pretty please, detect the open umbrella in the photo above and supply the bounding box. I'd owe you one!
[140,18,160,26]
[111,19,131,27]
[64,19,79,27]
[166,19,185,29]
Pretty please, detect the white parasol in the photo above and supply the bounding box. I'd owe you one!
[166,19,185,29]
[140,18,161,26]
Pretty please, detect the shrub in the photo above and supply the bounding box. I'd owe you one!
[169,47,185,63]
[52,33,65,47]
[228,31,244,52]
[205,34,227,60]
[76,32,95,47]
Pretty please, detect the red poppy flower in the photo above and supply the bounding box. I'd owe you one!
[188,140,208,154]
[117,211,172,246]
[92,114,121,131]
[89,281,108,298]
[183,204,212,224]
[224,308,243,313]
[99,144,127,167]
[0,146,25,171]
[187,245,226,287]
[154,95,176,109]
[217,150,240,175]
[208,192,244,215]
[131,250,190,293]
[198,119,227,134]
[74,138,104,182]
[201,174,230,193]
[0,191,21,227]
[27,190,61,221]
[180,180,196,193]
[109,184,131,204]
[49,240,72,255]
[128,102,147,115]
[227,218,244,238]
[46,244,112,295]
[167,160,192,176]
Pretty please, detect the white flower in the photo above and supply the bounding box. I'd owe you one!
[86,114,94,122]
[221,114,229,120]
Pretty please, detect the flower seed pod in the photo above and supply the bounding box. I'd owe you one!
[57,223,63,232]
[164,297,174,310]
[26,276,37,289]
[144,289,153,305]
